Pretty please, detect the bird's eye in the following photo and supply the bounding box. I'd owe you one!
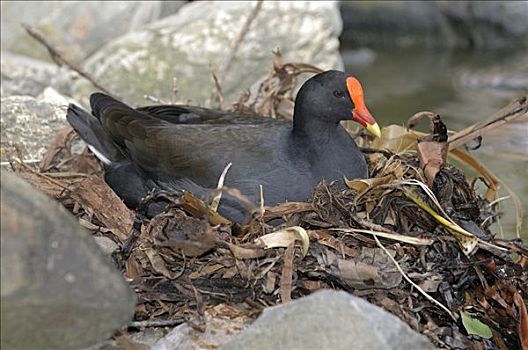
[333,90,345,98]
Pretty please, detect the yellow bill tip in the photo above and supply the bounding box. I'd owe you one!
[366,122,381,138]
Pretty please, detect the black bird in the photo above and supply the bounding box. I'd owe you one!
[67,70,381,222]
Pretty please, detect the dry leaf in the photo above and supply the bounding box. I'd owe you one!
[255,226,310,258]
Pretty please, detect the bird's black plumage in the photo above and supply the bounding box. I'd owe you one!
[67,70,376,223]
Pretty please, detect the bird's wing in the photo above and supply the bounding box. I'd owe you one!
[91,94,288,187]
[137,105,269,125]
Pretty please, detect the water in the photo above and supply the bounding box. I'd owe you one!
[343,48,528,240]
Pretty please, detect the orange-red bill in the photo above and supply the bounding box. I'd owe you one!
[346,77,381,137]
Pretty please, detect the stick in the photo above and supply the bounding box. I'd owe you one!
[217,0,263,83]
[373,235,457,321]
[22,24,121,100]
[129,318,185,328]
[448,96,528,150]
[211,72,225,110]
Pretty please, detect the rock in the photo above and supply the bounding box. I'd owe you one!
[0,1,185,63]
[439,1,528,49]
[152,304,249,350]
[0,88,76,162]
[93,236,119,256]
[1,51,76,98]
[223,289,437,350]
[0,172,136,350]
[128,328,167,349]
[85,328,166,350]
[340,1,528,49]
[73,1,343,106]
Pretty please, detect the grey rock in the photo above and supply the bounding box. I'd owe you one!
[438,1,528,49]
[73,1,343,106]
[340,1,528,49]
[0,1,185,63]
[128,328,167,349]
[85,328,166,350]
[153,304,249,350]
[93,236,119,256]
[0,88,76,162]
[223,289,437,350]
[1,51,76,98]
[0,172,136,350]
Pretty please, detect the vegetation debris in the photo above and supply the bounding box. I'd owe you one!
[10,55,528,350]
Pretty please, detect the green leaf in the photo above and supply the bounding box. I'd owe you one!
[461,311,493,339]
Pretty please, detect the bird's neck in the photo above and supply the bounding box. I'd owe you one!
[293,115,340,144]
[292,121,352,165]
[293,99,339,137]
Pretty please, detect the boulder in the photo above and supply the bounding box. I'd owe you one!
[152,304,249,350]
[0,172,136,350]
[73,1,343,106]
[222,289,437,350]
[0,1,185,63]
[439,1,528,49]
[1,51,76,98]
[0,88,76,162]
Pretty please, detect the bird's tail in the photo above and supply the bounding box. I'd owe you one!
[66,103,123,164]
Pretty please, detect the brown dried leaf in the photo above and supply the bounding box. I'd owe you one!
[124,253,142,279]
[345,174,395,203]
[299,280,323,292]
[411,113,448,188]
[263,271,277,294]
[188,263,225,279]
[222,266,238,279]
[450,148,500,201]
[417,274,442,292]
[144,248,177,279]
[70,147,103,174]
[39,125,75,172]
[153,214,217,257]
[262,201,313,221]
[227,242,267,259]
[231,48,323,120]
[513,291,528,350]
[235,259,251,280]
[180,192,231,226]
[417,140,448,188]
[330,247,402,290]
[310,230,359,257]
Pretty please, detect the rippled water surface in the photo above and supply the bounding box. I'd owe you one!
[343,48,528,240]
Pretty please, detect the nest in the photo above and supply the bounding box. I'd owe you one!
[10,53,528,349]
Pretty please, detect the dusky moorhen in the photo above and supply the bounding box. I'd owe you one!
[67,70,380,222]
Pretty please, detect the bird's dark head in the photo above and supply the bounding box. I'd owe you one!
[294,70,381,137]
